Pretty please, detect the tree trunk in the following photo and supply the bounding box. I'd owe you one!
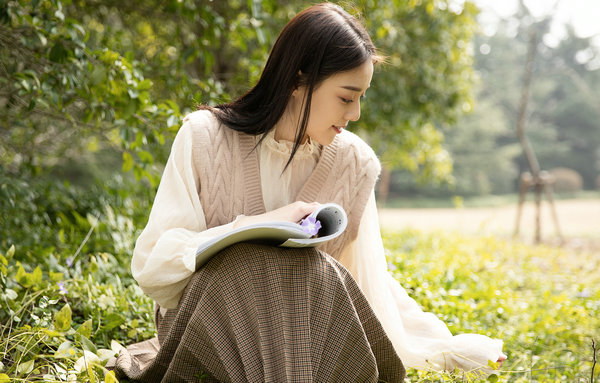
[377,165,391,207]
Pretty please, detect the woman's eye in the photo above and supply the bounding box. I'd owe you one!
[341,97,353,104]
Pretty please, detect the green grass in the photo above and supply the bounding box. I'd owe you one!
[1,229,599,382]
[382,190,600,209]
[384,230,600,382]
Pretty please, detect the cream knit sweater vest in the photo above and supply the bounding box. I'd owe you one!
[185,110,380,259]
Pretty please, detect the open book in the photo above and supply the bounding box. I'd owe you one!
[195,203,347,270]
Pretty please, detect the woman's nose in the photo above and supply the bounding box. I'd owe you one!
[346,101,361,121]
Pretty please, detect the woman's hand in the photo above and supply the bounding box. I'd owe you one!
[497,353,507,368]
[233,201,320,229]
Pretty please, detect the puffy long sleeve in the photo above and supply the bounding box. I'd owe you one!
[132,124,320,309]
[131,121,237,309]
[337,191,505,372]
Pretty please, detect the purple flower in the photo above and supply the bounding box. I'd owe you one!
[57,281,67,294]
[66,257,73,267]
[300,216,321,237]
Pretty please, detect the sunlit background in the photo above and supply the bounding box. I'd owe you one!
[379,0,600,242]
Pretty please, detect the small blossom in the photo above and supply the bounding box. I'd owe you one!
[57,281,67,294]
[300,216,322,237]
[577,289,591,298]
[66,257,73,267]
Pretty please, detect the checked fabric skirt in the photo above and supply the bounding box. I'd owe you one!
[110,243,405,382]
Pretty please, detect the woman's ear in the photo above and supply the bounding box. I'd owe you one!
[295,70,306,89]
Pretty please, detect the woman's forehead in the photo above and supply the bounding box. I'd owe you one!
[327,62,373,92]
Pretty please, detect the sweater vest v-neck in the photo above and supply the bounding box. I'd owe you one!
[184,110,380,259]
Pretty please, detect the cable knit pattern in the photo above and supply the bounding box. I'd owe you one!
[185,110,380,259]
[295,131,381,259]
[187,111,264,229]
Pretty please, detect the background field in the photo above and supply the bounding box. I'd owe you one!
[378,198,600,382]
[379,198,600,242]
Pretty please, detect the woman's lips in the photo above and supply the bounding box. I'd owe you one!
[332,125,344,134]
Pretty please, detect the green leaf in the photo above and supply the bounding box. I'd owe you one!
[0,373,9,383]
[77,333,97,353]
[54,303,72,332]
[137,79,152,90]
[487,359,499,370]
[54,9,65,21]
[54,341,76,358]
[103,313,125,330]
[74,350,99,374]
[487,373,499,382]
[15,264,32,287]
[97,348,117,362]
[31,266,43,286]
[110,340,125,354]
[16,359,34,375]
[7,245,15,258]
[49,271,63,282]
[3,289,17,300]
[49,43,69,63]
[166,114,180,128]
[105,370,118,383]
[122,151,134,173]
[42,328,61,337]
[137,150,154,164]
[77,319,93,338]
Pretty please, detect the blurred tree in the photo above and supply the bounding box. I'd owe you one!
[1,0,481,193]
[0,0,183,186]
[355,0,479,202]
[444,96,520,195]
[391,2,600,200]
[479,5,600,191]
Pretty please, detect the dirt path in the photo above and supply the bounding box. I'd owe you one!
[378,199,600,240]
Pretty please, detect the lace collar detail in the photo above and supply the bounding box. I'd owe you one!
[262,129,321,158]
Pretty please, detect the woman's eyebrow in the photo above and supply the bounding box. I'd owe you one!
[340,85,367,92]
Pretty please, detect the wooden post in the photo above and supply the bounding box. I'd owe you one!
[513,29,563,243]
[534,177,542,243]
[514,172,531,237]
[541,171,564,241]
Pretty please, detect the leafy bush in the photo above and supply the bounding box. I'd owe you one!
[0,171,156,381]
[0,244,154,382]
[549,167,584,193]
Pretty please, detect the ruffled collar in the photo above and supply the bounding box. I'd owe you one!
[262,129,321,158]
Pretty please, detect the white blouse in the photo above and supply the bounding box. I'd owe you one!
[132,124,504,372]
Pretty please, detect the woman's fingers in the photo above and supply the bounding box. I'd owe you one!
[269,201,320,223]
[234,201,321,228]
[496,353,507,367]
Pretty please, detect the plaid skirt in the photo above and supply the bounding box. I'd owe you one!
[110,243,405,382]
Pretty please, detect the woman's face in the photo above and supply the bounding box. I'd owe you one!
[300,60,374,146]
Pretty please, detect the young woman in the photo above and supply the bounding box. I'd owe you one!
[112,3,505,382]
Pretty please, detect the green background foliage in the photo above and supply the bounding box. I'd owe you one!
[1,0,479,189]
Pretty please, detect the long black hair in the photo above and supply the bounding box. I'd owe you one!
[207,3,380,169]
